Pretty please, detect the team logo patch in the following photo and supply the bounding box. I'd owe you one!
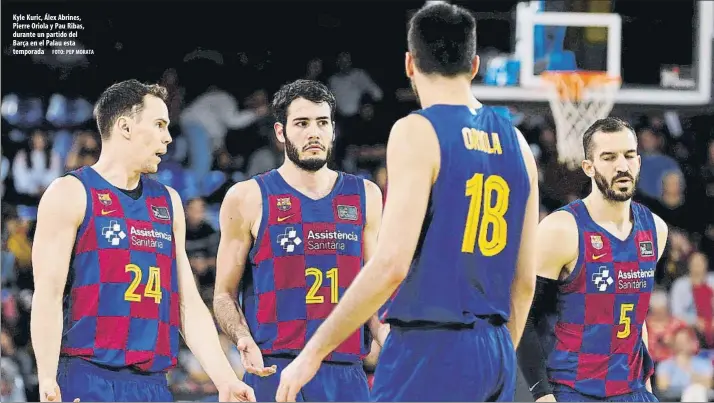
[590,235,604,250]
[591,267,613,292]
[97,192,112,206]
[101,220,126,246]
[337,205,358,221]
[639,241,654,257]
[276,197,292,212]
[151,205,171,220]
[277,227,302,253]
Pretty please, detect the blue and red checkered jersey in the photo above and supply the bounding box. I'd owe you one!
[384,105,530,326]
[242,169,369,364]
[60,166,181,373]
[544,199,658,398]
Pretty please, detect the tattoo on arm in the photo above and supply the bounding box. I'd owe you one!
[213,294,252,344]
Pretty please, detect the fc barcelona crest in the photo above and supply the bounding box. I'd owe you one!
[276,197,292,212]
[97,192,112,206]
[590,235,604,250]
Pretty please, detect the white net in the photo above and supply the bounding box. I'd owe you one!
[542,72,621,170]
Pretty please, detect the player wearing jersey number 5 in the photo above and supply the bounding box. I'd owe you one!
[30,80,255,402]
[213,79,387,402]
[518,117,668,402]
[276,3,540,402]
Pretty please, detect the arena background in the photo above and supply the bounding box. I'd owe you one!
[2,0,713,401]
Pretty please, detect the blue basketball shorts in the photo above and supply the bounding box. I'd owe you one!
[57,357,172,402]
[371,317,516,402]
[244,355,370,402]
[555,385,659,402]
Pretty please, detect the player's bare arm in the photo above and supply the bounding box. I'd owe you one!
[508,129,540,348]
[213,180,276,377]
[362,179,389,347]
[168,186,256,401]
[275,113,438,402]
[31,176,86,402]
[518,210,579,402]
[643,213,669,393]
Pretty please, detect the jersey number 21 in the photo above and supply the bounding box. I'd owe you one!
[461,173,510,256]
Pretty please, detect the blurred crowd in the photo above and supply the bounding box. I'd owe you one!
[2,56,713,401]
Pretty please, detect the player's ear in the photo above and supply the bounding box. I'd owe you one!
[581,158,595,177]
[470,55,480,80]
[116,116,132,140]
[274,122,286,144]
[405,52,414,78]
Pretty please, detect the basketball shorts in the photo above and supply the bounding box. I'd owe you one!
[371,316,516,402]
[244,355,370,402]
[555,385,659,402]
[57,357,172,402]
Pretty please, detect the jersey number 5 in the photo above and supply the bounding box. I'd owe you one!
[617,303,635,339]
[461,173,510,256]
[124,264,163,304]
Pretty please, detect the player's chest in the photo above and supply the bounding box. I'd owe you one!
[582,230,657,295]
[90,189,174,255]
[264,194,364,257]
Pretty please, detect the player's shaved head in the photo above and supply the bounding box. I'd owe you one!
[582,117,636,160]
[407,1,477,77]
[94,79,168,139]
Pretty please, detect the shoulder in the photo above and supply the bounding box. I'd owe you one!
[388,114,439,159]
[539,209,579,238]
[360,178,382,200]
[650,211,669,239]
[38,175,87,223]
[221,179,263,220]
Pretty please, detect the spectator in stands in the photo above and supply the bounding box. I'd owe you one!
[185,197,219,289]
[637,128,682,200]
[245,130,284,177]
[1,150,8,199]
[64,130,100,171]
[180,85,269,183]
[305,58,326,83]
[646,289,687,363]
[4,216,31,272]
[659,229,695,288]
[700,139,714,257]
[670,252,714,348]
[11,130,61,203]
[328,52,383,122]
[0,356,27,402]
[655,326,713,402]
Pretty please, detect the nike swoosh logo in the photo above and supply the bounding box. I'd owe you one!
[101,209,116,216]
[277,215,294,222]
[529,381,540,392]
[592,253,607,260]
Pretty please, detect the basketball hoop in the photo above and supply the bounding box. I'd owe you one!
[541,71,621,170]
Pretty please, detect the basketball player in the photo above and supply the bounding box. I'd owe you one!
[518,117,668,402]
[275,2,540,402]
[212,79,387,402]
[30,80,255,402]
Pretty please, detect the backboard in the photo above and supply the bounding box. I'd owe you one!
[469,0,713,106]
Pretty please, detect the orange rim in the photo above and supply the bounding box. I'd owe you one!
[541,71,621,101]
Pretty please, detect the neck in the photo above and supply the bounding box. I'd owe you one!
[278,160,334,192]
[414,75,482,109]
[675,353,691,363]
[92,145,142,190]
[584,189,632,226]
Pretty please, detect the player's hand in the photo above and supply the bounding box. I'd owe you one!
[39,382,80,402]
[237,336,277,377]
[375,323,390,347]
[275,354,321,402]
[218,380,256,402]
[535,394,557,402]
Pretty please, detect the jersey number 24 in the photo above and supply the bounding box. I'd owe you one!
[461,173,510,256]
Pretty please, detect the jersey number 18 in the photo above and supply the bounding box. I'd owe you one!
[461,173,510,257]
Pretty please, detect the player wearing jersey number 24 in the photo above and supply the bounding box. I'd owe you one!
[31,80,255,402]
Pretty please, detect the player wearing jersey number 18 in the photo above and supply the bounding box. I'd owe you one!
[275,3,540,402]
